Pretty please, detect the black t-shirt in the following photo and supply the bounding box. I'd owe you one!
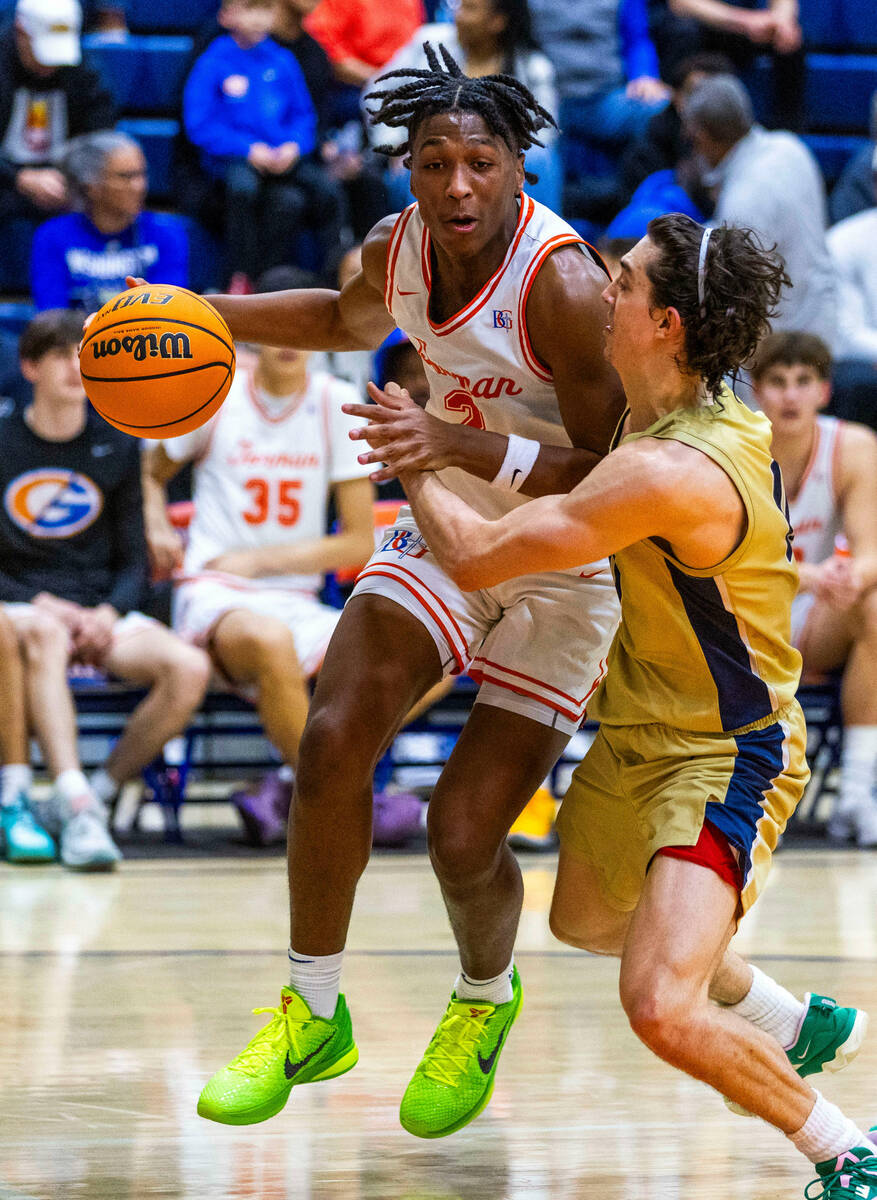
[0,403,147,612]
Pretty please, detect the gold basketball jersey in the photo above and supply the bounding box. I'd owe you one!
[590,388,802,733]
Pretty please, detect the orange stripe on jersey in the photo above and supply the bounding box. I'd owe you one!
[420,224,431,290]
[385,204,417,316]
[516,234,585,382]
[425,194,536,337]
[355,566,467,673]
[471,654,587,707]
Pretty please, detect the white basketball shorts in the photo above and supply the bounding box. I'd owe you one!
[173,577,340,682]
[352,510,620,736]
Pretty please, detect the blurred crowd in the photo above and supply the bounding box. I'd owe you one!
[0,0,875,868]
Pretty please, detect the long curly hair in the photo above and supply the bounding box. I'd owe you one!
[645,214,790,398]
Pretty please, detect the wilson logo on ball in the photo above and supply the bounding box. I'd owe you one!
[90,332,194,362]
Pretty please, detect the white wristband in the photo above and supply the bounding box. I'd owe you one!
[492,434,540,492]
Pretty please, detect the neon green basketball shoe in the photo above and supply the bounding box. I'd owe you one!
[400,968,523,1139]
[197,987,358,1125]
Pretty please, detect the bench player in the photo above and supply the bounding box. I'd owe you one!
[750,331,877,846]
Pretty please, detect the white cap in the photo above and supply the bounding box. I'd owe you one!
[16,0,82,67]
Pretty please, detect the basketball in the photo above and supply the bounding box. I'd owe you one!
[79,284,236,438]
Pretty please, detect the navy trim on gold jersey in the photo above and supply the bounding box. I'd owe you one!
[666,561,773,731]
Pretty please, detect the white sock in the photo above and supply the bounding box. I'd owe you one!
[288,947,344,1019]
[0,764,32,807]
[54,769,97,815]
[727,964,806,1049]
[456,959,515,1005]
[89,767,121,805]
[789,1091,870,1164]
[840,725,877,814]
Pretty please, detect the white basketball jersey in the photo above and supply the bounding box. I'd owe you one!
[788,415,843,566]
[163,367,372,594]
[385,193,607,520]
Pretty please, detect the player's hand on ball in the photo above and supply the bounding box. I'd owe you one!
[343,382,454,482]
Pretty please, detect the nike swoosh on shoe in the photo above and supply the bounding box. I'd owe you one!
[284,1033,334,1079]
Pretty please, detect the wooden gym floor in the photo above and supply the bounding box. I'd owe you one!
[1,847,876,1199]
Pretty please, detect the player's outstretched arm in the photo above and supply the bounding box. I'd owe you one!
[128,218,398,353]
[401,437,744,590]
[210,217,396,350]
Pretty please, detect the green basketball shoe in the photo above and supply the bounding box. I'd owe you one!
[726,993,868,1117]
[399,968,523,1139]
[806,1137,877,1199]
[197,987,358,1125]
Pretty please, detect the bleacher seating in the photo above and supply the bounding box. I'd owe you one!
[83,34,192,115]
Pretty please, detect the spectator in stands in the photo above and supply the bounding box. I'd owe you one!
[684,74,837,346]
[0,310,210,869]
[528,0,669,155]
[142,267,379,846]
[830,92,877,225]
[654,0,805,131]
[182,0,345,293]
[304,0,424,89]
[30,131,189,312]
[826,158,877,432]
[751,332,877,846]
[366,0,562,213]
[273,0,389,242]
[619,50,734,216]
[0,607,56,864]
[0,0,114,230]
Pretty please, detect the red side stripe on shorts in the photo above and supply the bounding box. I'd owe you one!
[355,566,467,674]
[466,668,582,722]
[359,560,469,651]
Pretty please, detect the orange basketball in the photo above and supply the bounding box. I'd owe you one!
[79,284,236,438]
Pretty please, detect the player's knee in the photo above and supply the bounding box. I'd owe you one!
[20,610,68,660]
[427,815,499,887]
[295,705,371,803]
[620,967,689,1055]
[163,644,211,710]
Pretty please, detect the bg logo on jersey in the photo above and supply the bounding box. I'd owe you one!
[4,469,103,538]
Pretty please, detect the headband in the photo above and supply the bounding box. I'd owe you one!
[697,226,713,317]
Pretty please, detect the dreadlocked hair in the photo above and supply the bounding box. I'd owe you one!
[364,41,556,185]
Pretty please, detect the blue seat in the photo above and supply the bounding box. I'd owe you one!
[0,218,36,294]
[836,0,877,48]
[799,0,844,47]
[748,54,877,133]
[117,117,178,201]
[0,301,35,334]
[803,133,871,184]
[84,34,192,115]
[126,0,217,33]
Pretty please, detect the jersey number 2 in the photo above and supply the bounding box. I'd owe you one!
[443,389,485,429]
[242,478,301,526]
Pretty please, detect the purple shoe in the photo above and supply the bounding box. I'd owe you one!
[231,772,292,846]
[372,791,424,847]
